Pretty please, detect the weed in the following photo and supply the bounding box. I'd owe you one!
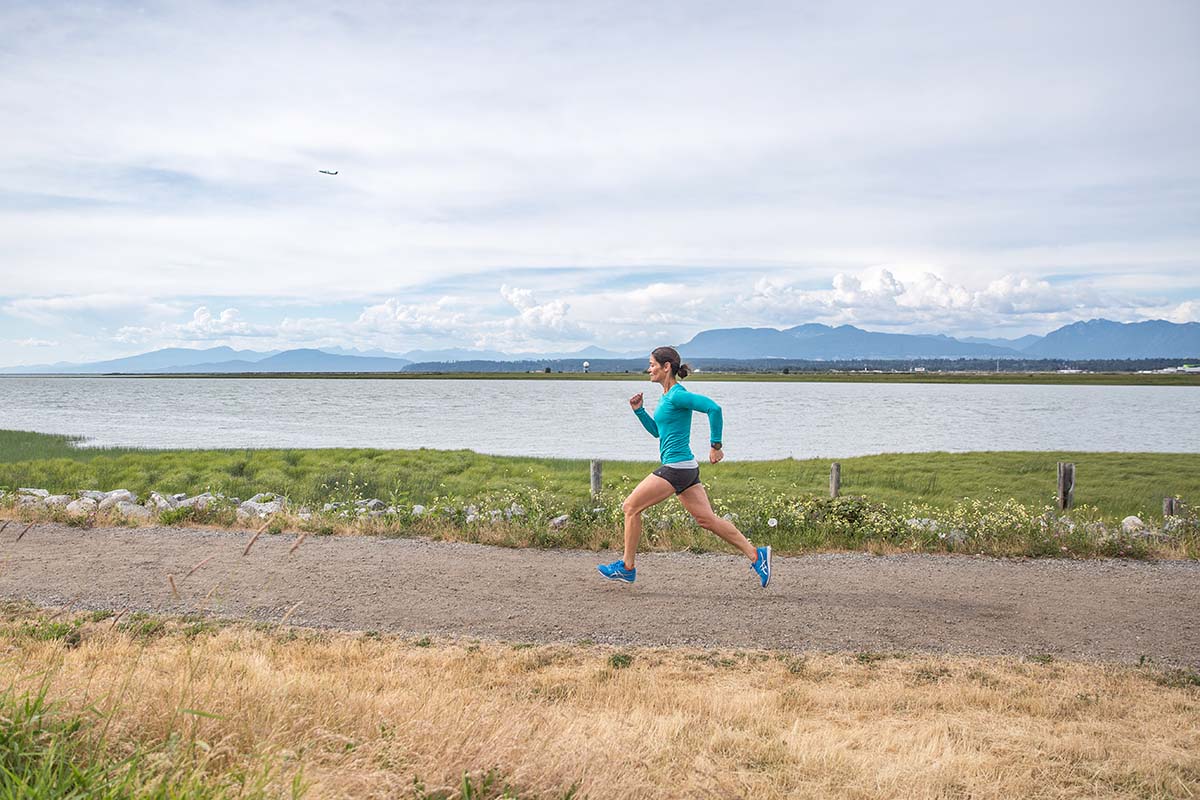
[608,653,633,670]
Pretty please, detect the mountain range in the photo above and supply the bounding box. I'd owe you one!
[2,319,1197,373]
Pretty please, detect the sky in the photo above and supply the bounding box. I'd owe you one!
[1,0,1198,365]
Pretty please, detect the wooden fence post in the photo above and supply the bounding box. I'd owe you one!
[830,462,841,498]
[1057,462,1075,510]
[1164,497,1178,517]
[590,460,603,499]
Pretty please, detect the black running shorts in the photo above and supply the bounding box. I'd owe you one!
[652,465,701,495]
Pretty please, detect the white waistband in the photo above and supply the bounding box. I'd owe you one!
[661,459,699,469]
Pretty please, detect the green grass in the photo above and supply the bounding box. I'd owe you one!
[0,684,284,799]
[0,680,546,800]
[2,429,1196,519]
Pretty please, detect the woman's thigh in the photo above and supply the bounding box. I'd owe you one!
[676,483,716,522]
[625,472,675,513]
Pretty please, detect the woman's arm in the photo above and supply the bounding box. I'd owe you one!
[674,390,723,446]
[630,392,659,438]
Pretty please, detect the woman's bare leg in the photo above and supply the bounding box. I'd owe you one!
[676,483,758,560]
[621,473,675,569]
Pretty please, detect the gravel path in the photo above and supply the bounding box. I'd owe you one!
[2,522,1197,666]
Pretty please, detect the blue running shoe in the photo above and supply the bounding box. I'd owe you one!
[597,559,636,583]
[751,545,772,588]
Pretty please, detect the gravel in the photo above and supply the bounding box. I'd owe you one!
[2,522,1197,667]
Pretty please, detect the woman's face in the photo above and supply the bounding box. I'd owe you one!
[647,355,671,383]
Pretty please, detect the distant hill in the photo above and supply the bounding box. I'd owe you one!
[318,346,411,360]
[147,349,411,373]
[959,334,1043,350]
[399,347,512,362]
[1021,319,1200,359]
[679,324,1022,359]
[5,319,1199,373]
[0,346,278,374]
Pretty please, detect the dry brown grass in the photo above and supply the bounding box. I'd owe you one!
[2,607,1198,799]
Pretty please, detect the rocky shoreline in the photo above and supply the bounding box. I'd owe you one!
[1,486,555,527]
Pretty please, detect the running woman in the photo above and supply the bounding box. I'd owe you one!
[597,346,771,587]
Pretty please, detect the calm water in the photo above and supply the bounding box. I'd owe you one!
[1,377,1197,460]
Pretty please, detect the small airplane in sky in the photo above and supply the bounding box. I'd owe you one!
[318,169,339,175]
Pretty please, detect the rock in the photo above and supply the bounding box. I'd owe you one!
[172,493,188,502]
[115,500,151,520]
[17,496,40,508]
[148,492,177,511]
[78,490,106,501]
[178,492,214,511]
[248,493,277,504]
[947,529,967,546]
[1121,515,1145,534]
[66,497,97,516]
[43,494,72,508]
[105,489,138,503]
[465,512,480,524]
[322,502,339,513]
[364,499,386,511]
[488,509,504,523]
[506,503,526,519]
[298,512,313,521]
[411,505,426,517]
[368,510,385,520]
[549,514,570,530]
[18,488,49,498]
[656,518,671,530]
[907,518,939,531]
[237,498,285,518]
[465,504,479,516]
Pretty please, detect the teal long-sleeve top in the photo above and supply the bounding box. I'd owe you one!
[633,383,723,465]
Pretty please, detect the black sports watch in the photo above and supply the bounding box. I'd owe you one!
[711,442,722,450]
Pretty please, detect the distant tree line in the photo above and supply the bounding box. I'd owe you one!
[402,357,1197,374]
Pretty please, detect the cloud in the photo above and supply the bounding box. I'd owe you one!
[484,285,592,349]
[0,0,1196,304]
[721,267,1192,335]
[114,306,272,344]
[3,293,179,324]
[9,338,58,347]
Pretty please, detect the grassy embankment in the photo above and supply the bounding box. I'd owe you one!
[76,371,1200,385]
[3,430,1198,559]
[2,602,1197,799]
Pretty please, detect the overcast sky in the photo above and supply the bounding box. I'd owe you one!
[1,0,1197,364]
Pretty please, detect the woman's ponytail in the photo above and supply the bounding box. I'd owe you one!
[651,346,689,379]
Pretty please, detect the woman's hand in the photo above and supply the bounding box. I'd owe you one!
[709,447,724,464]
[629,392,644,411]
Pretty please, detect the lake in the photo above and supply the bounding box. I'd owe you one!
[1,377,1197,460]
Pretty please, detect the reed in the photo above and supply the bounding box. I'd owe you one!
[2,604,1197,799]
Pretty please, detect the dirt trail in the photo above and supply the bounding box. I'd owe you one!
[2,522,1197,666]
